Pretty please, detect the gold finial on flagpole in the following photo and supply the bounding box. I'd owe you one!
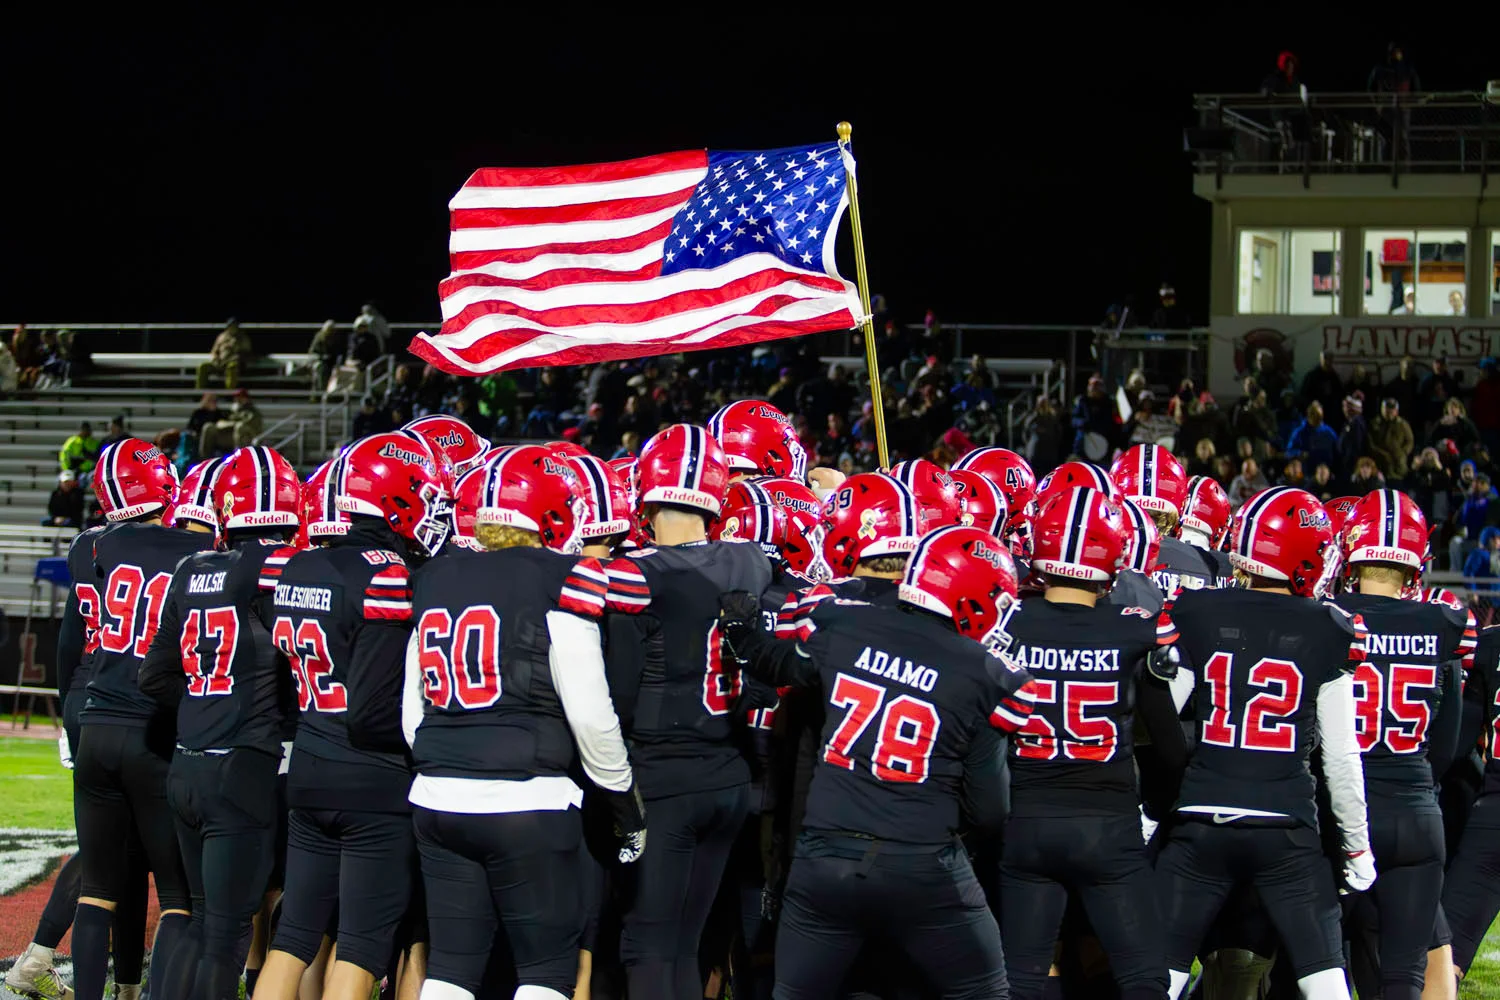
[836,121,889,469]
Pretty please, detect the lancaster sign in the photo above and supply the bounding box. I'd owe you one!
[1207,316,1500,400]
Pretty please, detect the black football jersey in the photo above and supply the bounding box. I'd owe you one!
[1152,536,1218,598]
[142,537,295,754]
[606,539,772,798]
[262,528,414,812]
[58,525,108,702]
[409,547,614,780]
[82,522,216,726]
[1336,593,1474,806]
[1170,588,1367,827]
[777,598,1034,844]
[1005,597,1178,816]
[1109,569,1165,614]
[1459,626,1500,796]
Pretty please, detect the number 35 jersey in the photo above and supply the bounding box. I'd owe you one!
[262,532,414,812]
[1170,588,1367,828]
[82,522,216,728]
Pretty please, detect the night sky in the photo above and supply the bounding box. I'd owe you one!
[2,16,1493,331]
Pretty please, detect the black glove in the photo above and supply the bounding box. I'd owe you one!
[719,591,761,652]
[1146,644,1181,682]
[605,782,648,864]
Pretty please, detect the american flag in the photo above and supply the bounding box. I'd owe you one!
[411,143,863,375]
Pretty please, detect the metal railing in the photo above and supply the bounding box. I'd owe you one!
[1189,92,1498,186]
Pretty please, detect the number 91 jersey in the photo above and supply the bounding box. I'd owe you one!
[795,598,1034,844]
[82,522,217,727]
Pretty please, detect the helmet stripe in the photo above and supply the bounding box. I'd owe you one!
[325,455,345,523]
[196,456,225,507]
[577,457,609,518]
[904,524,945,586]
[1381,488,1397,549]
[896,479,918,535]
[1122,500,1150,572]
[1237,486,1291,559]
[252,446,272,513]
[1064,488,1090,565]
[1140,447,1157,497]
[101,442,126,510]
[681,426,704,492]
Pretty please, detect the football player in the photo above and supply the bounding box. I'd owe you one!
[951,446,1036,561]
[1112,498,1165,613]
[1158,487,1372,1000]
[1179,475,1234,587]
[888,458,965,529]
[947,467,1007,539]
[1334,490,1475,1000]
[1111,443,1216,596]
[138,447,302,1000]
[1444,624,1500,986]
[70,440,215,1000]
[254,433,449,1000]
[402,447,644,1000]
[403,414,491,479]
[707,399,809,484]
[602,424,771,1000]
[717,525,1035,998]
[569,453,635,559]
[1002,488,1183,1000]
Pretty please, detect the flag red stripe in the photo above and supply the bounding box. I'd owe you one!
[450,188,696,230]
[449,220,672,270]
[439,263,662,298]
[464,150,706,189]
[412,310,854,372]
[439,268,852,334]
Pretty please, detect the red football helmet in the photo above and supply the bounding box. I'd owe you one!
[637,424,731,517]
[899,525,1021,651]
[947,468,1007,537]
[888,459,965,528]
[1230,487,1338,597]
[165,456,226,530]
[711,494,790,563]
[1117,498,1161,575]
[952,447,1036,518]
[474,444,586,553]
[302,458,351,542]
[1030,488,1126,584]
[547,440,592,460]
[404,415,491,479]
[1325,496,1362,538]
[449,465,485,544]
[719,477,828,579]
[568,455,634,541]
[335,433,452,556]
[822,473,925,578]
[707,400,808,480]
[1343,489,1427,572]
[212,446,301,531]
[1034,461,1118,507]
[94,438,178,522]
[1181,476,1233,547]
[1110,444,1189,520]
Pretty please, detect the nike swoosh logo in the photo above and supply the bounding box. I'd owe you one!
[1211,813,1237,825]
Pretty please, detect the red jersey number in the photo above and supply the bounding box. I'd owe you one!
[179,607,240,697]
[822,672,940,784]
[1201,652,1303,753]
[272,618,346,713]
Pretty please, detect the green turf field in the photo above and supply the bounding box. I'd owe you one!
[3,732,1500,996]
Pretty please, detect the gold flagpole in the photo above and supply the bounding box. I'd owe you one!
[836,121,890,470]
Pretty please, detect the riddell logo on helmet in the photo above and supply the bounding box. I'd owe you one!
[1041,562,1095,580]
[432,431,464,448]
[1353,545,1411,562]
[378,443,428,466]
[237,512,291,526]
[972,540,1004,569]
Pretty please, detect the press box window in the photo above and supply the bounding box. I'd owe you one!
[1362,229,1468,316]
[1235,229,1341,315]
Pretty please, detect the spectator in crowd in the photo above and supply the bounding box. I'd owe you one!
[452,392,495,441]
[1299,352,1346,430]
[850,401,879,448]
[1381,355,1422,417]
[1347,363,1380,401]
[1229,457,1270,510]
[1337,395,1368,478]
[1232,388,1278,459]
[1310,462,1337,501]
[34,330,67,389]
[1071,374,1119,458]
[1250,348,1290,403]
[1278,457,1307,490]
[1150,282,1189,329]
[1450,469,1500,572]
[1449,290,1466,316]
[382,364,421,421]
[1426,397,1480,454]
[348,314,382,366]
[1417,356,1460,430]
[668,365,707,423]
[617,392,656,444]
[309,319,340,390]
[610,431,641,461]
[200,389,263,456]
[1213,455,1236,489]
[12,325,43,389]
[100,415,129,450]
[475,371,520,434]
[1472,357,1500,453]
[1349,455,1386,495]
[416,365,452,417]
[767,367,798,416]
[196,318,252,390]
[180,392,220,466]
[1286,400,1340,471]
[1463,526,1500,590]
[46,469,84,527]
[1187,438,1217,479]
[951,365,997,414]
[1273,388,1302,447]
[1368,42,1421,160]
[1398,288,1417,315]
[352,396,392,439]
[1021,395,1066,472]
[1408,446,1452,524]
[356,303,391,354]
[1368,397,1414,482]
[1178,392,1231,459]
[819,412,851,467]
[59,422,100,476]
[0,333,18,395]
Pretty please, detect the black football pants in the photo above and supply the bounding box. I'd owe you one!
[415,805,581,996]
[621,782,750,1000]
[271,806,416,976]
[74,722,191,910]
[1000,813,1165,1000]
[167,747,280,999]
[774,831,1008,1000]
[1343,805,1445,1000]
[1156,820,1345,979]
[1443,792,1500,974]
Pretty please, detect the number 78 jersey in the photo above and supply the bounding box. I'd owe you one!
[1170,587,1368,827]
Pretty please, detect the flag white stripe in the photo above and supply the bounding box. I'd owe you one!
[448,205,684,253]
[449,168,708,210]
[446,244,669,283]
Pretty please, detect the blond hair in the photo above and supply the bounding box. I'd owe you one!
[1151,510,1179,535]
[1355,562,1411,587]
[476,524,542,551]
